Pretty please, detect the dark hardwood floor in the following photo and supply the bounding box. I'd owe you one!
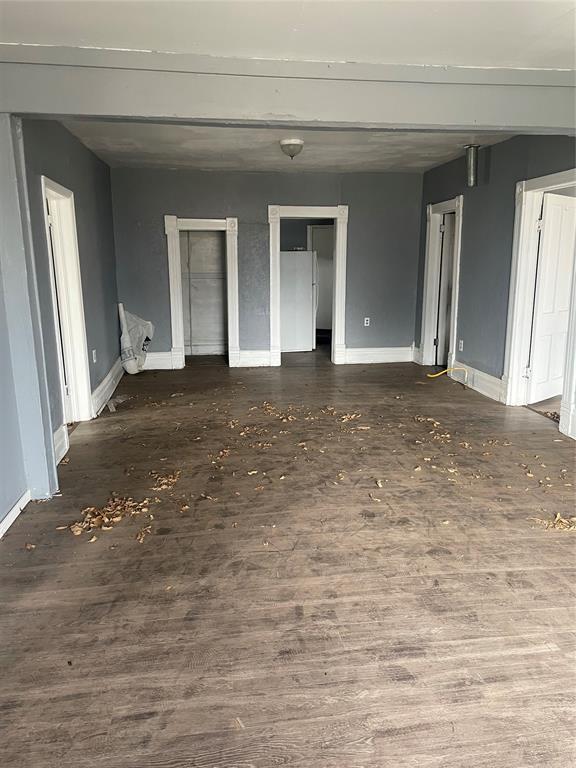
[1,354,575,767]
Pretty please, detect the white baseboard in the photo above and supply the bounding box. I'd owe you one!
[91,357,123,415]
[230,350,277,367]
[332,343,346,364]
[142,348,185,370]
[0,489,31,539]
[559,400,576,440]
[449,360,506,402]
[53,424,69,463]
[343,346,414,364]
[412,346,424,364]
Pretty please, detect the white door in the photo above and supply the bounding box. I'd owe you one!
[435,213,455,366]
[181,231,227,355]
[280,250,314,352]
[528,194,576,403]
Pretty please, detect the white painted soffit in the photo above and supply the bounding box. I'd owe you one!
[1,0,575,71]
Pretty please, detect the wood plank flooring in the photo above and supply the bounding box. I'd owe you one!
[1,353,575,767]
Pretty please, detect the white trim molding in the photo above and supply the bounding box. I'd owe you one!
[268,205,348,365]
[502,168,576,432]
[559,220,576,440]
[142,351,177,370]
[91,357,123,416]
[164,215,239,368]
[419,195,464,367]
[41,176,93,422]
[53,423,69,464]
[343,346,414,364]
[449,360,506,402]
[230,350,277,367]
[0,490,32,540]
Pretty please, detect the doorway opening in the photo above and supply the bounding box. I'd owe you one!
[503,169,576,439]
[419,196,464,367]
[180,230,227,357]
[164,216,239,367]
[41,177,93,465]
[277,217,334,357]
[434,212,456,367]
[268,205,348,365]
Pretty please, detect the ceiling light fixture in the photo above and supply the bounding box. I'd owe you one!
[280,138,304,159]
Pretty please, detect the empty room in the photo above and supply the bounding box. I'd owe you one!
[0,2,575,767]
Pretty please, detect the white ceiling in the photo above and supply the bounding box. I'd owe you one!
[1,1,575,70]
[62,121,514,172]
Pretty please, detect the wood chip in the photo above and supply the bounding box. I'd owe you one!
[530,512,576,531]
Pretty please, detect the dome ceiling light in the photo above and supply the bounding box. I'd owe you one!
[280,138,304,159]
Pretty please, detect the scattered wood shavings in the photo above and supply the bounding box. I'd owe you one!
[136,525,152,543]
[340,412,361,422]
[67,495,152,537]
[529,512,576,531]
[150,470,180,491]
[24,542,36,551]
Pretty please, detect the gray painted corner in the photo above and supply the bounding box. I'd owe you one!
[0,265,27,518]
[0,115,56,504]
[111,169,423,352]
[415,135,576,379]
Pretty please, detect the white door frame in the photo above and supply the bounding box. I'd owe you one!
[40,176,93,428]
[164,216,239,367]
[268,205,348,365]
[502,168,576,438]
[419,196,464,367]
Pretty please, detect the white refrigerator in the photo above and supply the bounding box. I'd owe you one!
[280,250,318,352]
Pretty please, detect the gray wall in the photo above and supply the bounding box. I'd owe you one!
[0,265,27,519]
[416,135,576,378]
[22,119,119,427]
[111,169,422,351]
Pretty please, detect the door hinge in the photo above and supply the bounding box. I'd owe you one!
[433,337,439,347]
[536,218,543,232]
[439,225,446,233]
[523,366,531,379]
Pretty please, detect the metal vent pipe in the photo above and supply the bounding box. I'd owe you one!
[465,144,480,187]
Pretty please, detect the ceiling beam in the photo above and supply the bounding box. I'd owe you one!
[0,46,574,133]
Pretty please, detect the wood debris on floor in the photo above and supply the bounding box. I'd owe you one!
[66,495,153,538]
[530,511,576,531]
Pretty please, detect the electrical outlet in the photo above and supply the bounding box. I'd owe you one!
[92,349,97,363]
[458,339,464,353]
[364,317,370,327]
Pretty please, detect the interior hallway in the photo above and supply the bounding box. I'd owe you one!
[1,357,575,768]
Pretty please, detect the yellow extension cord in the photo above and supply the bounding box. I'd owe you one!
[426,367,468,385]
